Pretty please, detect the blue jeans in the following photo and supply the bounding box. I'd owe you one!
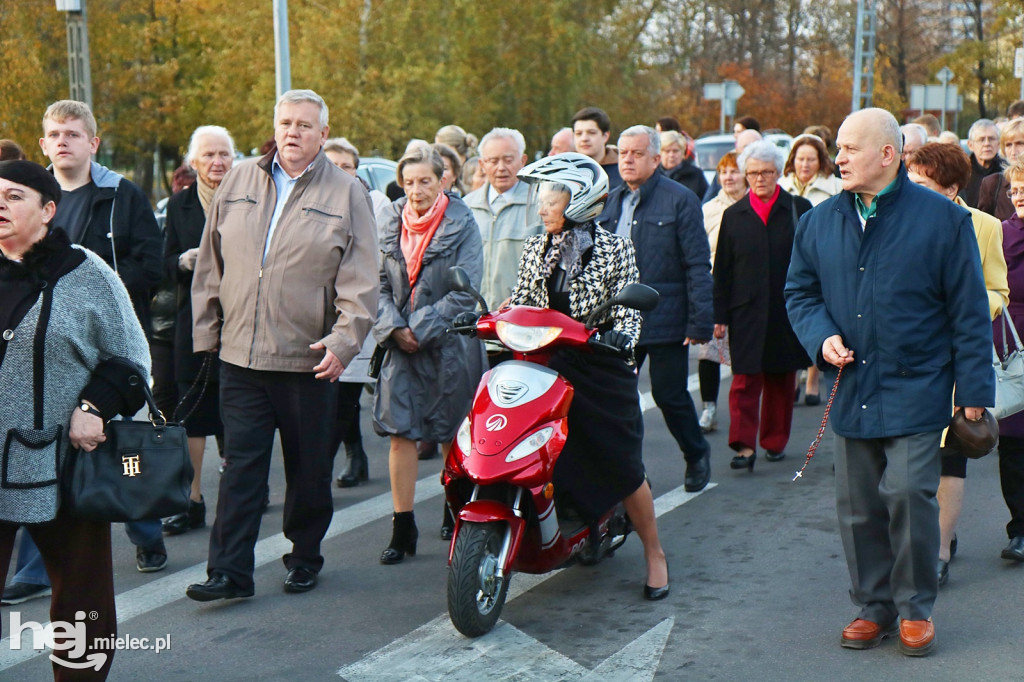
[10,519,164,587]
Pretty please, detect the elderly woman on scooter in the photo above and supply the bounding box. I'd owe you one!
[506,152,669,600]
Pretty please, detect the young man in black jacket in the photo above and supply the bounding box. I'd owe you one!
[1,101,165,607]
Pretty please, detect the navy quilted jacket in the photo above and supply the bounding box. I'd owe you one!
[596,172,713,345]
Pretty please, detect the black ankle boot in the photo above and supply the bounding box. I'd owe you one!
[336,442,369,488]
[380,511,418,564]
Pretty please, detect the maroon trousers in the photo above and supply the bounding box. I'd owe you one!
[0,514,116,681]
[728,371,797,454]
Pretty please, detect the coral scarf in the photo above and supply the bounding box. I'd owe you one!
[401,192,449,287]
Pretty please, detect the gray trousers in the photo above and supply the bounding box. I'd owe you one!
[834,431,942,623]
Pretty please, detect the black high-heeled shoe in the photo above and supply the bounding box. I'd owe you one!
[729,452,756,471]
[380,511,418,564]
[644,566,670,601]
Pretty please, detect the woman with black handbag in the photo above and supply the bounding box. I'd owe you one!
[0,160,150,679]
[372,146,485,564]
[161,125,234,534]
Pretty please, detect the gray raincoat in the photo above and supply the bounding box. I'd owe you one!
[372,193,486,441]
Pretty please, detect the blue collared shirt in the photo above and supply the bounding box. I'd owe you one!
[615,188,640,238]
[265,154,316,263]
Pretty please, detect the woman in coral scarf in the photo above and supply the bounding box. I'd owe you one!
[372,145,486,564]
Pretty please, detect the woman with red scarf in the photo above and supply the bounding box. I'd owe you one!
[713,140,812,471]
[372,146,486,564]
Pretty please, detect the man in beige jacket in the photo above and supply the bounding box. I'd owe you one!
[186,90,378,601]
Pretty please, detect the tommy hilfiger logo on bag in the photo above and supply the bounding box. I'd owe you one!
[121,455,142,477]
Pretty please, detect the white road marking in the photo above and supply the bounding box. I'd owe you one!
[337,483,713,679]
[0,472,445,671]
[0,367,716,671]
[336,616,674,682]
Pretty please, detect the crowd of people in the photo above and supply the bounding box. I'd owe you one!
[2,90,1024,677]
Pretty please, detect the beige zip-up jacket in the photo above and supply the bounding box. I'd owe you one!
[192,150,379,372]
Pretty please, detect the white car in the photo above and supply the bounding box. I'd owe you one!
[694,133,795,185]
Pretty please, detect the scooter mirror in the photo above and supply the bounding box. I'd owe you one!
[448,266,490,312]
[613,283,659,312]
[448,266,472,292]
[585,283,659,328]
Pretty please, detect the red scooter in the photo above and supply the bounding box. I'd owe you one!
[442,266,658,637]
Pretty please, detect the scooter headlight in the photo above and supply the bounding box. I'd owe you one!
[456,416,472,455]
[505,426,554,463]
[495,321,562,352]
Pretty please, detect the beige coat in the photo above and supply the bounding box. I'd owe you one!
[192,150,379,372]
[701,188,743,269]
[955,195,1008,320]
[778,172,843,207]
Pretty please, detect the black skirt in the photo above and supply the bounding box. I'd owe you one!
[548,348,645,524]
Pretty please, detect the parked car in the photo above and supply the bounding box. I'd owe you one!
[694,133,794,184]
[357,157,397,193]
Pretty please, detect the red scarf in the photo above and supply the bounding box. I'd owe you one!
[749,185,780,225]
[401,192,449,287]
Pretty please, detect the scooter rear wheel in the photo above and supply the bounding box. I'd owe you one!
[447,521,510,637]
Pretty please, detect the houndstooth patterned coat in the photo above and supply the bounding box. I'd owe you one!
[508,225,643,348]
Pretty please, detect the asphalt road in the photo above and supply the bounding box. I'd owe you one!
[2,362,1021,681]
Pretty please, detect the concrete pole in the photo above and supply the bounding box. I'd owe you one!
[64,0,93,108]
[273,0,291,97]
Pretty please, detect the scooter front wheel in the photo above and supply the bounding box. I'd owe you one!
[447,521,510,637]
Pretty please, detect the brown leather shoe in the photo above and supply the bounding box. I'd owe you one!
[898,618,935,656]
[840,618,898,649]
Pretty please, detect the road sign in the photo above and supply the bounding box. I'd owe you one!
[725,81,745,100]
[936,66,954,85]
[909,84,960,112]
[704,81,745,133]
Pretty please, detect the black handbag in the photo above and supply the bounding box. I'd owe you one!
[62,373,193,523]
[366,343,388,379]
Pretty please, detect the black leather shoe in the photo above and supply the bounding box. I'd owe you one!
[162,497,206,535]
[804,393,821,406]
[684,453,711,492]
[440,524,454,541]
[937,559,949,586]
[186,574,254,602]
[950,534,958,560]
[1001,536,1024,562]
[764,450,786,462]
[283,566,318,593]
[730,452,756,471]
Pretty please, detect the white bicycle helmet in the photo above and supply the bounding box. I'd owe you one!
[517,152,609,222]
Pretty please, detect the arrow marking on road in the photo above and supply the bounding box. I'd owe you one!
[337,616,674,682]
[337,481,713,679]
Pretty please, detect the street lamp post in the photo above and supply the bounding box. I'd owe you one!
[273,0,292,97]
[936,66,954,131]
[55,0,93,108]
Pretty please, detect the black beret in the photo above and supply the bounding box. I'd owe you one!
[0,160,62,207]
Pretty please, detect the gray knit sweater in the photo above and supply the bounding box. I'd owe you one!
[0,248,150,523]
